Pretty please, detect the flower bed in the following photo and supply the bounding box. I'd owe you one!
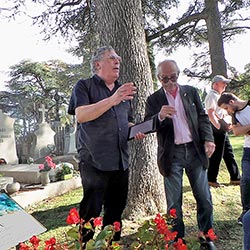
[19,208,217,250]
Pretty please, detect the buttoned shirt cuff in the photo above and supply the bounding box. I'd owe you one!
[158,113,164,122]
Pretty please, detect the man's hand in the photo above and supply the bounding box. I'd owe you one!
[204,141,216,158]
[159,105,176,120]
[134,132,146,140]
[112,82,136,105]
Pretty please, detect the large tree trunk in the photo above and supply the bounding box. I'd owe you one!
[205,0,227,76]
[93,0,166,219]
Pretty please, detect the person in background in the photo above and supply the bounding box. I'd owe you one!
[68,46,144,247]
[217,92,250,225]
[144,59,216,249]
[204,75,241,188]
[243,210,250,250]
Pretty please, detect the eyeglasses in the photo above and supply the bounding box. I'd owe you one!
[103,55,122,62]
[159,75,178,83]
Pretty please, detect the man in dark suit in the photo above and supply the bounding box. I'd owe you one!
[145,59,216,248]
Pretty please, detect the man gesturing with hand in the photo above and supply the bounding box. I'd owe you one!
[68,46,141,246]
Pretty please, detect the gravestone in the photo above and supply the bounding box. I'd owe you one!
[33,104,56,159]
[67,125,77,154]
[0,109,18,164]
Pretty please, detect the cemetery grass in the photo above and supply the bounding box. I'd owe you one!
[26,135,244,250]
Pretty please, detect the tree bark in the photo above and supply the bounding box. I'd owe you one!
[93,0,166,219]
[205,0,228,76]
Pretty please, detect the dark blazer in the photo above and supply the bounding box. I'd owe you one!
[145,85,214,177]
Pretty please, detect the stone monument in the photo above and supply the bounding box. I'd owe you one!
[0,109,18,164]
[33,104,56,159]
[68,125,77,154]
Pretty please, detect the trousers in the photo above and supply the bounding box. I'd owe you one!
[243,209,250,250]
[164,142,213,239]
[79,162,129,242]
[207,127,240,182]
[241,148,250,212]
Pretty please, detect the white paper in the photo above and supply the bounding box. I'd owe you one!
[0,193,46,250]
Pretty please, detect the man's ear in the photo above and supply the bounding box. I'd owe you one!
[95,61,101,71]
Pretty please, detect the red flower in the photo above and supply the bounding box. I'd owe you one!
[113,221,121,232]
[66,208,80,224]
[93,217,103,227]
[19,243,30,250]
[164,230,178,242]
[38,164,45,170]
[45,156,56,169]
[205,228,217,241]
[154,214,169,235]
[45,237,56,250]
[173,238,187,250]
[29,235,40,248]
[170,208,177,218]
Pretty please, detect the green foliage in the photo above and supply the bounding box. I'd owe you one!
[227,62,250,97]
[130,213,202,249]
[61,164,73,175]
[56,163,74,180]
[0,59,84,138]
[84,225,118,250]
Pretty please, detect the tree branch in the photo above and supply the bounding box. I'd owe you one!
[57,0,84,12]
[147,11,208,42]
[223,26,250,31]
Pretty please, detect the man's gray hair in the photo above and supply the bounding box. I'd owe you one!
[91,46,114,74]
[156,59,180,78]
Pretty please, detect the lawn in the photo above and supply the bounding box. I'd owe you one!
[25,135,245,249]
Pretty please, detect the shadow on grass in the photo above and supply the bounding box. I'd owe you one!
[211,220,243,250]
[183,185,192,193]
[121,232,137,250]
[185,219,243,250]
[181,182,239,193]
[30,202,80,231]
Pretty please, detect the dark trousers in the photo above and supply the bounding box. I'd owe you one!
[241,148,250,212]
[243,209,250,249]
[207,126,240,182]
[79,162,129,242]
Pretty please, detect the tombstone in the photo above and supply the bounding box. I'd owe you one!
[17,133,37,163]
[63,124,71,154]
[33,104,56,159]
[65,123,77,154]
[52,120,64,155]
[68,125,77,154]
[0,109,18,164]
[39,104,48,124]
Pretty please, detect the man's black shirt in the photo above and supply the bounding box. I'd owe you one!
[68,74,133,171]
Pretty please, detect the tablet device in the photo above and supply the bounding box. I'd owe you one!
[128,119,156,140]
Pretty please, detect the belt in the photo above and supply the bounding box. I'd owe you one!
[174,141,193,147]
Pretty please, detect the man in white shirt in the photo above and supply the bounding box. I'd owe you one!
[204,75,241,188]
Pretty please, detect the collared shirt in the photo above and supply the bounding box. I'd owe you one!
[204,89,228,119]
[68,74,133,171]
[164,86,192,145]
